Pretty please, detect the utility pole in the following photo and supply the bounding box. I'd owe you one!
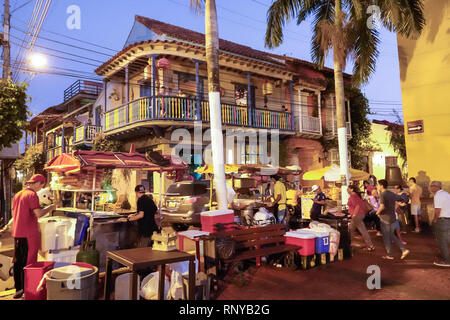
[2,0,10,80]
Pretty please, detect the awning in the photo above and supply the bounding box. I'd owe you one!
[74,150,160,170]
[45,151,188,173]
[44,153,81,173]
[302,164,370,181]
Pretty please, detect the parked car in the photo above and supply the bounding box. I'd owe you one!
[161,180,215,231]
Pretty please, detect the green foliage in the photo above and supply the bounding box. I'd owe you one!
[14,144,46,175]
[92,133,124,189]
[346,87,376,170]
[0,81,30,150]
[72,143,92,151]
[385,111,407,167]
[92,133,124,152]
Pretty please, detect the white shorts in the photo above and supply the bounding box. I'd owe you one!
[411,204,421,216]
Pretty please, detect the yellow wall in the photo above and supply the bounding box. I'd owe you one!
[397,0,450,191]
[370,123,403,180]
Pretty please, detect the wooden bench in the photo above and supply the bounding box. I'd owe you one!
[202,224,302,276]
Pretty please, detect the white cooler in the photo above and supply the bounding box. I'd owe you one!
[39,216,77,252]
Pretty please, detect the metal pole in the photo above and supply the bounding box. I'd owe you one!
[194,59,201,121]
[289,80,294,130]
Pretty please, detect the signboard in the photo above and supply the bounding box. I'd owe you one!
[407,120,424,134]
[0,144,20,159]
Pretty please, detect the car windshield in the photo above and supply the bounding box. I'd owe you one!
[166,183,209,196]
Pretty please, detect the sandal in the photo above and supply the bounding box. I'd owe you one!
[382,255,394,260]
[366,246,375,252]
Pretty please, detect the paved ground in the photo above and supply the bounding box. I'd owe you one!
[1,225,448,300]
[214,227,450,300]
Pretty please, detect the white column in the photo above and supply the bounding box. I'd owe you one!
[318,91,323,135]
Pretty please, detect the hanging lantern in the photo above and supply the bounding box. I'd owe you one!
[262,78,273,95]
[157,57,171,70]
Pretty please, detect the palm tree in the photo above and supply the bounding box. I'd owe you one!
[190,0,228,210]
[265,0,425,200]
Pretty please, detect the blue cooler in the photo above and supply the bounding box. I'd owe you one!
[311,230,330,254]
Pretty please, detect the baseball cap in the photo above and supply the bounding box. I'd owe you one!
[135,185,146,193]
[311,185,319,192]
[25,174,46,185]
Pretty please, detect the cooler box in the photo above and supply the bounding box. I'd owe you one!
[24,261,55,300]
[284,231,315,256]
[311,230,330,254]
[201,210,234,233]
[39,216,77,252]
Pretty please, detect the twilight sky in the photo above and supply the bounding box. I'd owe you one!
[7,0,404,145]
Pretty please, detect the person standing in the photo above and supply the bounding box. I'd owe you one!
[347,185,375,251]
[364,189,382,236]
[363,180,374,197]
[408,177,423,233]
[429,181,450,267]
[119,185,158,248]
[376,179,410,260]
[11,174,57,299]
[394,184,409,244]
[271,175,287,224]
[310,185,326,221]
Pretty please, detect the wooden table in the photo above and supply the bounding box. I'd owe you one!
[104,247,196,300]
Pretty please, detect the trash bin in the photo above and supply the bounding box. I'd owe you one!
[24,261,55,300]
[45,262,98,300]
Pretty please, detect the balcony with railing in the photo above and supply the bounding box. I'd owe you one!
[104,96,294,133]
[73,125,102,144]
[47,145,62,162]
[300,115,321,134]
[64,80,103,102]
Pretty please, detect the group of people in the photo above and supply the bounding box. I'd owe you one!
[346,176,450,267]
[10,175,160,299]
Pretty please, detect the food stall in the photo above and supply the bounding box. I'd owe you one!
[194,164,302,226]
[43,149,187,272]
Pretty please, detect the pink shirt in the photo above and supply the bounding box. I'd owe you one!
[347,193,367,216]
[11,188,41,239]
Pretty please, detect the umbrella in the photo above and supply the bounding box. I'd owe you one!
[44,153,81,173]
[302,164,370,182]
[195,164,241,175]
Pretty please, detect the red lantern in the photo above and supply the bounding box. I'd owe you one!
[157,57,171,70]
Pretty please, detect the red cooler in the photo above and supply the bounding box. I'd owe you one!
[285,231,316,256]
[24,261,55,300]
[201,209,234,233]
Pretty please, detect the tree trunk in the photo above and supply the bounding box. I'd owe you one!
[334,0,350,205]
[205,0,227,210]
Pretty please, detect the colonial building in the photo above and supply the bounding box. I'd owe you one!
[27,16,354,196]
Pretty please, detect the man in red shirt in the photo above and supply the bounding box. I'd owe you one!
[11,174,56,299]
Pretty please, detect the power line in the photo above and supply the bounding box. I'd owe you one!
[11,0,34,13]
[10,33,106,64]
[11,25,113,57]
[11,15,120,53]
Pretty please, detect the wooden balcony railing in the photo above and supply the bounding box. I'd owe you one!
[104,96,292,132]
[301,116,321,134]
[74,125,102,144]
[47,146,62,162]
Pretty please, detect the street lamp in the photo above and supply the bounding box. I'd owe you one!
[28,53,47,69]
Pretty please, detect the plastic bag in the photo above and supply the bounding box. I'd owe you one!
[167,261,198,300]
[253,208,276,226]
[140,272,170,300]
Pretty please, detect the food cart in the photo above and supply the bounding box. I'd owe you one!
[43,149,187,272]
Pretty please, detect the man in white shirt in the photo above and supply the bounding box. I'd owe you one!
[429,181,450,267]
